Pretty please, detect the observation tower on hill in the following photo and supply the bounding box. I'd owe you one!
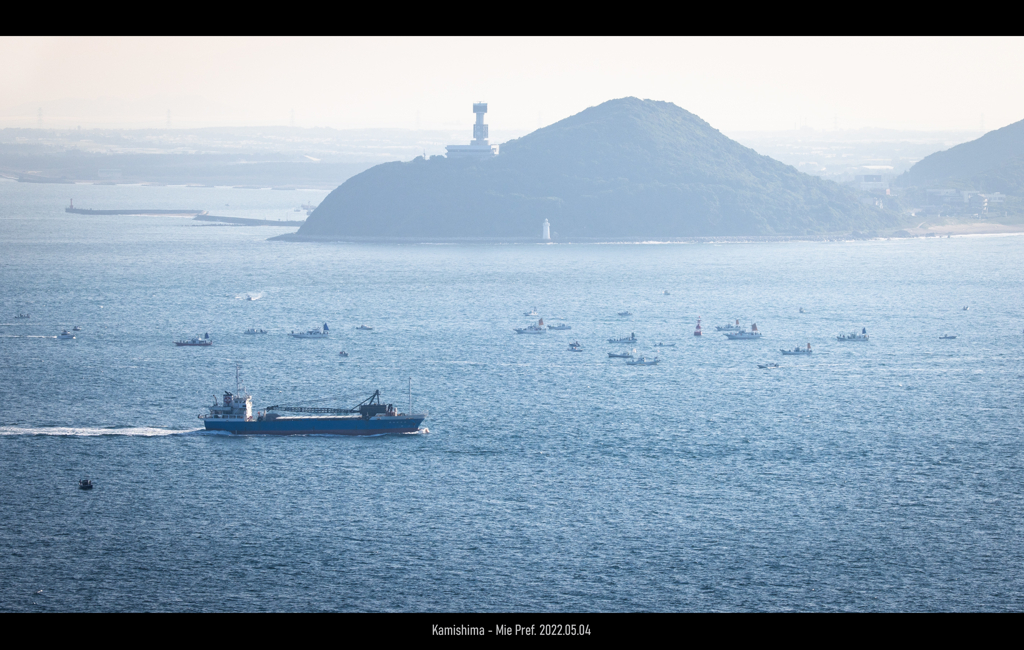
[445,103,498,159]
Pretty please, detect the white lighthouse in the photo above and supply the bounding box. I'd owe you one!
[542,219,551,240]
[446,103,498,159]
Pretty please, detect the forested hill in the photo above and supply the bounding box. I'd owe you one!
[294,98,898,240]
[897,118,1024,195]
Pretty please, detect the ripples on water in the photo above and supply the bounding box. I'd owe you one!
[1,181,1022,611]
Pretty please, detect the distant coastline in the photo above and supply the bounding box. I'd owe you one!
[270,224,1024,244]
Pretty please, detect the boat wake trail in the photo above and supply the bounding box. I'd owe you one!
[0,426,205,437]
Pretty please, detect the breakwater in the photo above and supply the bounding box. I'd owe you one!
[66,207,206,216]
[194,214,304,227]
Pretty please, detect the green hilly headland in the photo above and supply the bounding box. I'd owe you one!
[897,118,1024,196]
[294,98,900,240]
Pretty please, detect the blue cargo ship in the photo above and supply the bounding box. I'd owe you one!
[200,373,426,435]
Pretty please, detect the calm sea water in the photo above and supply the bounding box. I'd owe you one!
[1,179,1022,612]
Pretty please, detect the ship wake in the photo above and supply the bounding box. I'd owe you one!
[0,426,204,437]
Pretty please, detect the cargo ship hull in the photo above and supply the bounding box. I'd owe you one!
[203,415,425,436]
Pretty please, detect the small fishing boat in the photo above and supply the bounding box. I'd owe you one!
[939,335,957,340]
[547,323,572,330]
[244,328,267,335]
[663,290,670,296]
[626,356,659,366]
[608,349,635,358]
[781,343,812,355]
[72,325,82,331]
[654,342,676,347]
[694,317,702,336]
[339,350,349,357]
[78,479,93,490]
[523,308,539,317]
[758,363,780,369]
[716,319,742,332]
[724,323,763,340]
[58,330,76,340]
[514,319,546,334]
[175,333,212,346]
[355,325,373,330]
[837,328,869,342]
[617,310,633,317]
[608,333,637,344]
[15,313,29,319]
[290,324,329,338]
[568,341,583,352]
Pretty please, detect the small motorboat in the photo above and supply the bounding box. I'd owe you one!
[15,313,29,319]
[568,341,584,352]
[243,328,267,335]
[79,479,93,490]
[694,317,702,336]
[608,349,635,358]
[939,335,957,340]
[339,350,349,357]
[523,308,539,317]
[547,323,572,330]
[58,330,76,340]
[626,356,659,365]
[716,319,742,332]
[72,325,82,331]
[962,306,970,311]
[758,363,780,369]
[653,342,676,347]
[663,290,670,296]
[355,325,373,330]
[617,311,633,317]
[799,307,805,313]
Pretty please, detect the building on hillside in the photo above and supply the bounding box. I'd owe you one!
[854,174,889,192]
[925,189,1002,206]
[446,103,498,159]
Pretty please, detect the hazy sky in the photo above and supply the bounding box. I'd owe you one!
[2,37,1022,134]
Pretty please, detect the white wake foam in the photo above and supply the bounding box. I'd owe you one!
[0,426,205,437]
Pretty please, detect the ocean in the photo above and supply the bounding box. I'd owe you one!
[1,179,1022,611]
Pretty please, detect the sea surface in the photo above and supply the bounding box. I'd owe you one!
[1,179,1022,611]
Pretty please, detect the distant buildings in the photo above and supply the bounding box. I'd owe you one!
[926,189,1005,205]
[445,103,498,159]
[921,189,1006,214]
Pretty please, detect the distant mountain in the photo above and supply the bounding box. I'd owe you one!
[294,98,898,240]
[897,118,1024,195]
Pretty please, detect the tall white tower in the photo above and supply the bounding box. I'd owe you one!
[471,102,489,146]
[542,219,551,240]
[446,102,498,158]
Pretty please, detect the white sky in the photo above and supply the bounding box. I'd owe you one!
[1,37,1022,134]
